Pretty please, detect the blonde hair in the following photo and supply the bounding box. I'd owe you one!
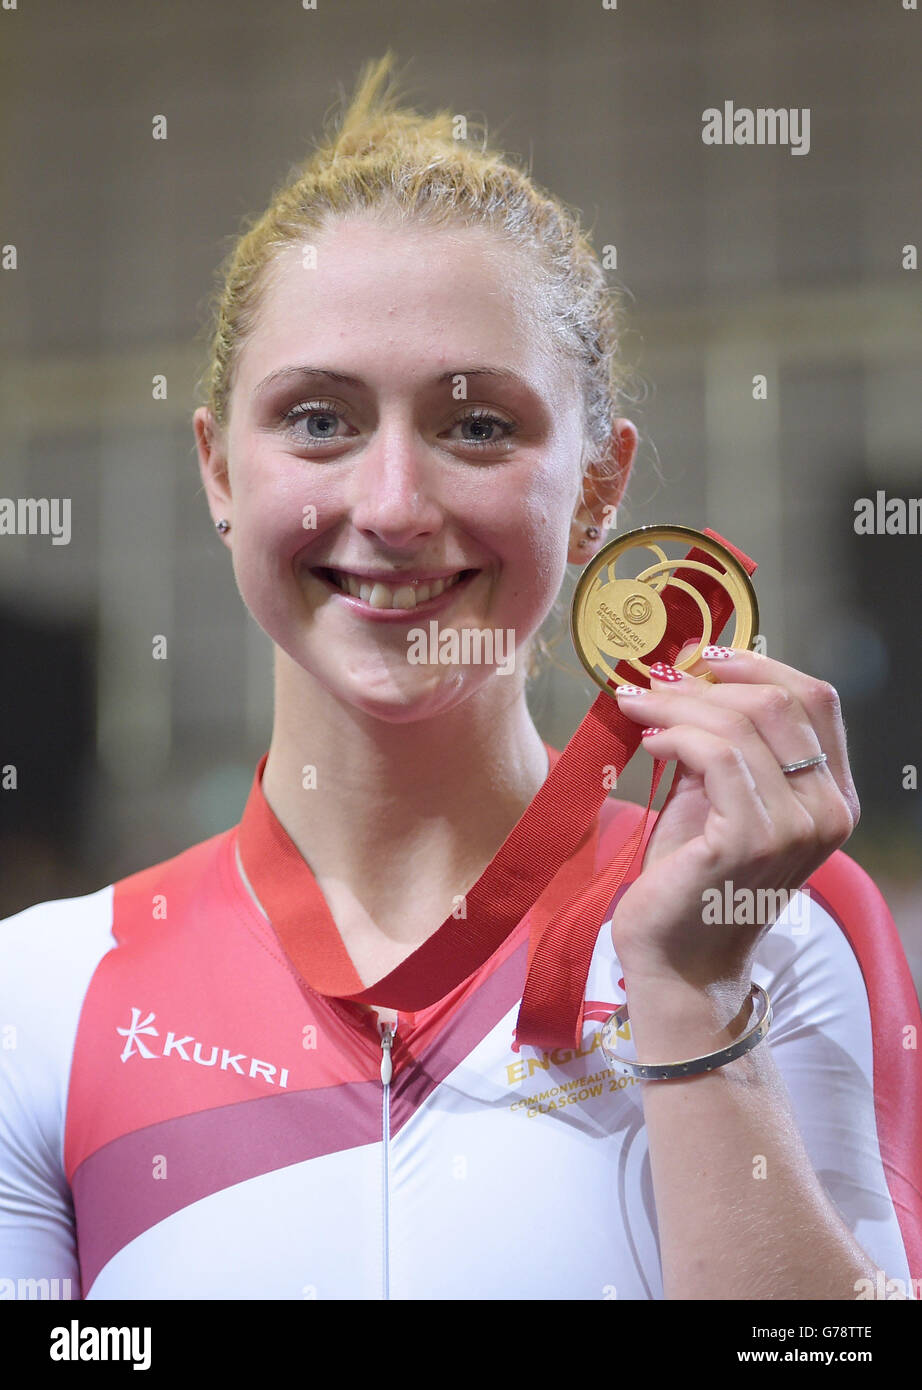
[194,52,639,680]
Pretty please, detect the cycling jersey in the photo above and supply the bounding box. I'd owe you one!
[1,743,920,1300]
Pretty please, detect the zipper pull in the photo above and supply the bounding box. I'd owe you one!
[379,1019,396,1085]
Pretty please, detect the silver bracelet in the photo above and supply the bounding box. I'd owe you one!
[599,982,772,1080]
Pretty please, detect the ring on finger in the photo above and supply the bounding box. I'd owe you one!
[779,752,828,776]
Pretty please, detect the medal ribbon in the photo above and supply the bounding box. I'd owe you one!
[237,528,757,1050]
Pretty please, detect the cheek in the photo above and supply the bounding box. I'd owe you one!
[516,473,575,566]
[233,458,332,564]
[486,463,573,545]
[485,509,570,622]
[226,479,313,629]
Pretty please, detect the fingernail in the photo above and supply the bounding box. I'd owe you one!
[641,726,665,737]
[648,662,685,682]
[702,645,735,659]
[615,684,649,696]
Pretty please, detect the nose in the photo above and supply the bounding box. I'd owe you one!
[349,417,445,548]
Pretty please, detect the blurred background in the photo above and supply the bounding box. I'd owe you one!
[1,0,919,993]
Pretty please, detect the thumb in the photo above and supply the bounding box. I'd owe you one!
[674,639,710,676]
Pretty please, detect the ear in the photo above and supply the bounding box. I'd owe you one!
[567,418,638,564]
[193,407,233,544]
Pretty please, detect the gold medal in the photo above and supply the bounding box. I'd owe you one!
[571,524,759,694]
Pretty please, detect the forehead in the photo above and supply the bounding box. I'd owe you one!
[233,217,568,399]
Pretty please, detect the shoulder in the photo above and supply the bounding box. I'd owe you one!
[99,827,236,948]
[0,828,237,1140]
[804,848,913,983]
[0,885,117,1188]
[755,850,922,1286]
[753,845,920,1144]
[0,826,235,1024]
[771,848,919,1025]
[0,884,116,1030]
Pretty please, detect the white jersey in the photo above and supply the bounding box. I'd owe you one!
[1,749,920,1299]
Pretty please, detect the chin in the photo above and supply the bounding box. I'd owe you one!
[326,667,475,723]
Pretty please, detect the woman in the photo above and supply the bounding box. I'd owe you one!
[1,54,919,1302]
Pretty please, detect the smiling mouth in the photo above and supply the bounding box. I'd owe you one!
[312,567,479,610]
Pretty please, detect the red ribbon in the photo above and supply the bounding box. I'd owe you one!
[237,529,757,1051]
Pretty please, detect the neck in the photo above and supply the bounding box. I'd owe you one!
[260,649,550,909]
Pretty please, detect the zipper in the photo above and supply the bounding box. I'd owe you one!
[378,1018,396,1301]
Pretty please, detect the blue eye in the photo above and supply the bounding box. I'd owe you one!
[447,408,517,449]
[282,400,348,442]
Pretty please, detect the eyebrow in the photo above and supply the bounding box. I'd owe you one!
[252,365,537,398]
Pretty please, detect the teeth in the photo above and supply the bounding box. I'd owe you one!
[330,570,465,609]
